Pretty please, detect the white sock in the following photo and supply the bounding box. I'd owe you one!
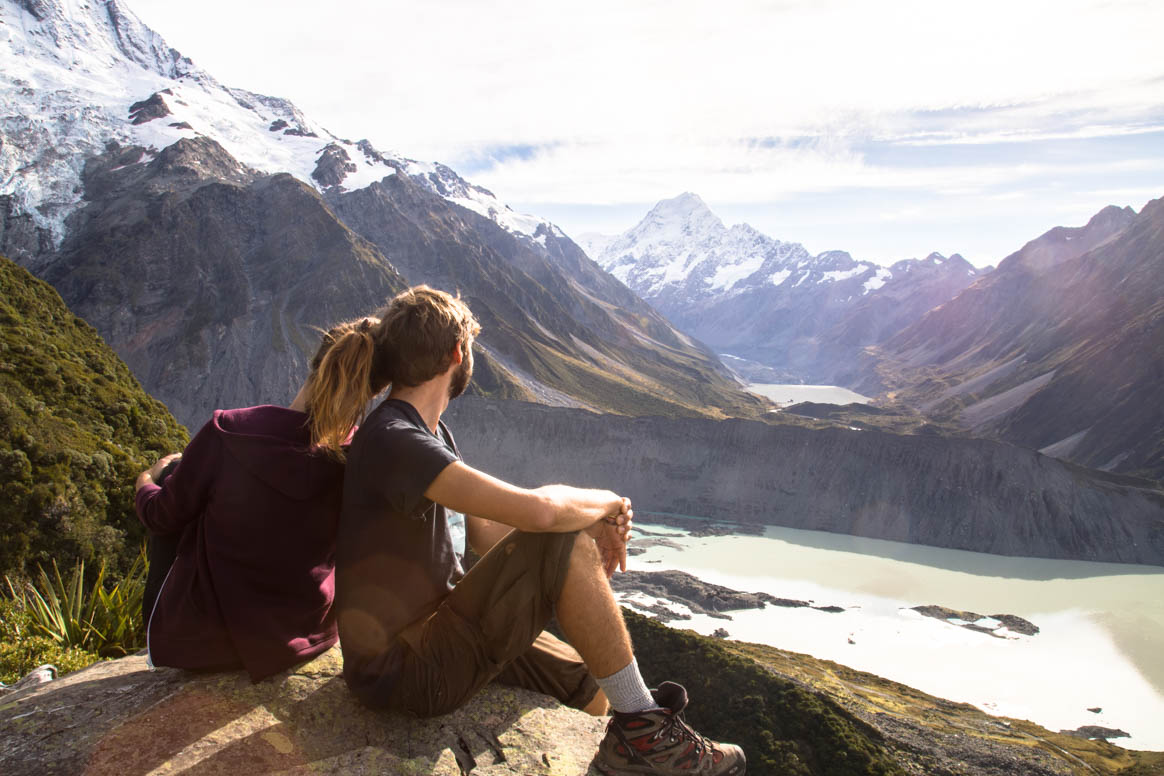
[596,658,655,714]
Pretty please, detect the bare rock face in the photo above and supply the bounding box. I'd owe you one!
[444,397,1164,565]
[43,138,405,427]
[0,648,607,776]
[866,200,1162,480]
[0,194,56,264]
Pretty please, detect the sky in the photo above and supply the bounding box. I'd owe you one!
[128,0,1164,267]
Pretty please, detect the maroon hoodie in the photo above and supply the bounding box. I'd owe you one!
[135,406,345,681]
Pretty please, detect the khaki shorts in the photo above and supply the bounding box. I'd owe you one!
[391,530,599,717]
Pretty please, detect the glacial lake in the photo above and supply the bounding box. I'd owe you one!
[618,521,1164,751]
[747,383,872,406]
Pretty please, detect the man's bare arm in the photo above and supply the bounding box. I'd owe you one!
[425,461,624,533]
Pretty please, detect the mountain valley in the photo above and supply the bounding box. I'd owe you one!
[864,201,1164,480]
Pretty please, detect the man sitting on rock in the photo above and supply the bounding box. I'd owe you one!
[334,286,745,776]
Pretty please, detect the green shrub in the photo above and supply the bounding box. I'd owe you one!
[4,548,146,659]
[0,256,188,580]
[0,598,102,684]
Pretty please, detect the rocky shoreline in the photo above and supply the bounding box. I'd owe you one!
[613,570,1039,645]
[611,569,847,622]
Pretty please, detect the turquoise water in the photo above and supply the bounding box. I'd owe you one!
[622,522,1164,751]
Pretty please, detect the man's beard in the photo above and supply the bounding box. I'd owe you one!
[448,358,472,400]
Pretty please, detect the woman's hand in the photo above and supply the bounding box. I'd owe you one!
[136,453,182,492]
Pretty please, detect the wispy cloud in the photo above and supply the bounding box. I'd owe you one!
[131,0,1164,157]
[126,0,1164,262]
[461,135,1164,205]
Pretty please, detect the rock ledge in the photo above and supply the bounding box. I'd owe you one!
[0,647,606,775]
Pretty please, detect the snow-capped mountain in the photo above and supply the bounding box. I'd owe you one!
[598,193,813,303]
[0,0,554,266]
[0,0,764,425]
[587,193,986,385]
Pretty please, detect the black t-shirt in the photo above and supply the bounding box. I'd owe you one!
[335,398,462,699]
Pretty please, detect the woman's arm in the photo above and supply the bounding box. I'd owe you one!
[135,419,220,535]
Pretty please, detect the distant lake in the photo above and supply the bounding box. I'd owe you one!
[747,383,872,406]
[620,522,1164,751]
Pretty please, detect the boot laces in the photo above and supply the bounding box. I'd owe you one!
[661,710,712,756]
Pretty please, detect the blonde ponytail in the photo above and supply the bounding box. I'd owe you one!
[304,317,382,459]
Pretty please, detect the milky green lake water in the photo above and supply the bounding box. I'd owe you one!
[746,383,872,406]
[621,522,1164,751]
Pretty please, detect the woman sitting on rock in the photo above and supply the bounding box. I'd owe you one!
[134,317,379,681]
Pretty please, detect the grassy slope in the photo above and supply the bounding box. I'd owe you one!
[625,611,906,776]
[722,638,1164,776]
[0,256,188,579]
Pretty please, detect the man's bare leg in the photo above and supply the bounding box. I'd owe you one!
[557,535,747,774]
[582,688,611,716]
[556,535,634,678]
[555,534,658,717]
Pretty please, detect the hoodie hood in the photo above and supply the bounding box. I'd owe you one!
[213,405,341,501]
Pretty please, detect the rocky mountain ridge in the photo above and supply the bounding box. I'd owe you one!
[864,199,1162,480]
[586,193,987,384]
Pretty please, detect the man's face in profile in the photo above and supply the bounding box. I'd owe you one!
[448,341,473,400]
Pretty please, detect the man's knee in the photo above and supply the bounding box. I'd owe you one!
[569,531,600,565]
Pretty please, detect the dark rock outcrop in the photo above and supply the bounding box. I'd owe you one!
[612,570,790,619]
[311,143,357,188]
[613,569,847,623]
[1060,726,1131,742]
[910,606,1039,637]
[0,194,55,265]
[128,91,171,124]
[445,397,1164,565]
[20,0,51,21]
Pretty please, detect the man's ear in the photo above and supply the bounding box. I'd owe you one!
[449,341,464,365]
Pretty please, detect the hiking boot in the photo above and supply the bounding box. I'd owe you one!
[595,682,746,775]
